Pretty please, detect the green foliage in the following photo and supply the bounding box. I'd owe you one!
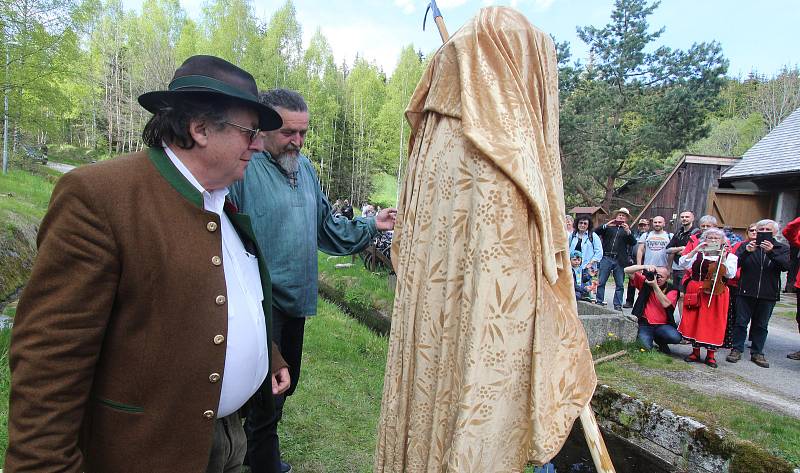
[561,0,727,210]
[199,0,261,70]
[373,46,426,174]
[2,0,429,205]
[689,113,766,157]
[48,144,106,166]
[369,172,398,209]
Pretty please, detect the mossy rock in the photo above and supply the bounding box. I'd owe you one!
[0,218,38,301]
[728,440,795,473]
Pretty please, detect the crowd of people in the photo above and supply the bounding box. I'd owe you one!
[567,209,800,369]
[331,199,383,220]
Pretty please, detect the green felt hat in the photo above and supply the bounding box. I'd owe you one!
[138,55,282,131]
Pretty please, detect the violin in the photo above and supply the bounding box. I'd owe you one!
[702,251,727,296]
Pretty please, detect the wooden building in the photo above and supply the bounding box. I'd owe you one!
[715,107,800,232]
[633,154,740,233]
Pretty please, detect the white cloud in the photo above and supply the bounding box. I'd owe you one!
[480,0,556,10]
[394,0,416,14]
[438,0,469,7]
[319,23,404,74]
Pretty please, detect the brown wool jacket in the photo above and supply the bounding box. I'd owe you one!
[5,148,287,473]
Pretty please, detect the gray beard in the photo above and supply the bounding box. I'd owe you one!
[275,152,299,174]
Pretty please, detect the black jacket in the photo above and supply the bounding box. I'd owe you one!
[735,241,790,301]
[595,224,637,266]
[667,226,701,250]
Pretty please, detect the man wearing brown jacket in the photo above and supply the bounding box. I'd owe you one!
[6,55,290,473]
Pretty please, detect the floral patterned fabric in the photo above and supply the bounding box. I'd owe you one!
[374,7,597,472]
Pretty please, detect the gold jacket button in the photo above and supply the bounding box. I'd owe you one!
[207,221,218,232]
[213,334,225,345]
[211,256,222,266]
[215,295,226,305]
[203,410,215,419]
[209,373,221,383]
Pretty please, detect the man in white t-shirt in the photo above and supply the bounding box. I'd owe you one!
[638,216,673,268]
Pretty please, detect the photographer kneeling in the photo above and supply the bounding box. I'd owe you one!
[624,264,682,353]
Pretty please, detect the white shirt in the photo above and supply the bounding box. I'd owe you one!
[641,230,673,267]
[678,251,738,279]
[165,145,269,417]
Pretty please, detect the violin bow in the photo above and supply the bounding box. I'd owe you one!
[707,248,726,307]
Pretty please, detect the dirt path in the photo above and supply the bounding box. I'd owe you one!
[46,161,75,174]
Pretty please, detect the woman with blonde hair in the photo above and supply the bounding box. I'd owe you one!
[677,227,737,367]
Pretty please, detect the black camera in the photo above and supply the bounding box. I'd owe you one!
[642,270,656,281]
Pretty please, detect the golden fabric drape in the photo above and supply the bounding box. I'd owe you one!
[374,7,597,473]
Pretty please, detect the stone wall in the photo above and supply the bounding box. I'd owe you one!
[0,220,38,302]
[592,384,796,473]
[576,300,638,347]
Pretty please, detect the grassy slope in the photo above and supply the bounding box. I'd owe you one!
[0,167,59,300]
[0,168,57,225]
[47,144,106,166]
[317,253,395,311]
[369,172,398,208]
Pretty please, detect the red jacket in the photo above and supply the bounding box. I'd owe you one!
[782,216,800,289]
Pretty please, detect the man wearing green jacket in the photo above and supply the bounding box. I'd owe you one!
[228,88,396,473]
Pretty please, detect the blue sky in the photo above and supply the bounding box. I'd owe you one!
[124,0,799,78]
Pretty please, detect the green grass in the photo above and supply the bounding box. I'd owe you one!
[592,338,690,372]
[279,299,387,472]
[48,144,107,166]
[369,172,398,209]
[0,328,11,465]
[0,168,58,224]
[317,253,395,312]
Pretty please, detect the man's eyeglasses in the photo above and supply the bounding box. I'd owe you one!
[224,121,261,144]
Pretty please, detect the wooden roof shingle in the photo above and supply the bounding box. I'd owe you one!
[722,107,800,180]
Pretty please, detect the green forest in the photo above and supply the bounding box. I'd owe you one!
[2,0,799,211]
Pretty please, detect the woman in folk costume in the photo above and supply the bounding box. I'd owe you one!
[677,227,738,367]
[374,7,596,473]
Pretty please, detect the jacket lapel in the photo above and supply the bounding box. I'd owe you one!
[147,147,203,208]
